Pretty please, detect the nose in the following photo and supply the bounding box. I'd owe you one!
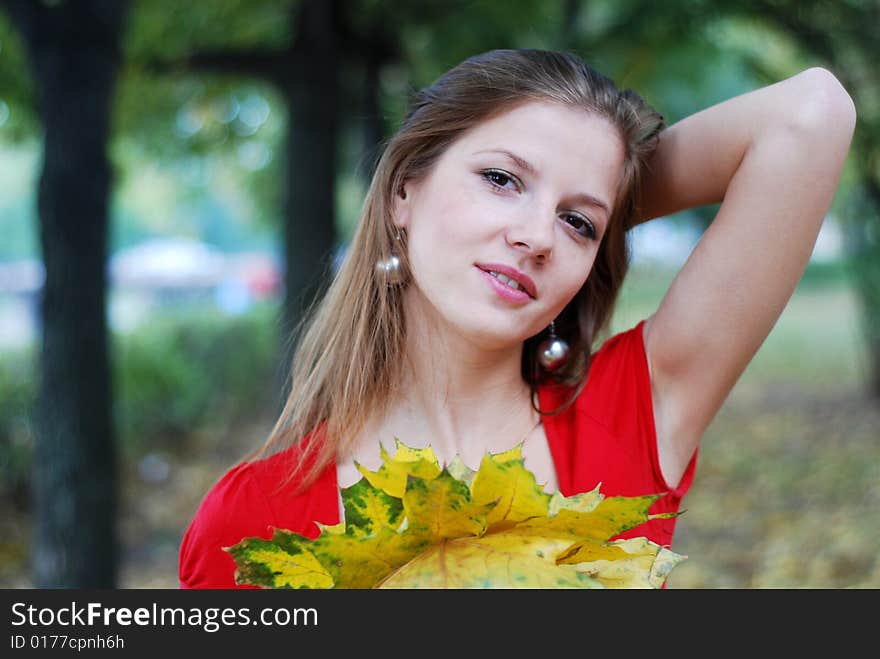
[505,203,555,261]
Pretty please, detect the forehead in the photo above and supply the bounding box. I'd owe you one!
[442,100,625,203]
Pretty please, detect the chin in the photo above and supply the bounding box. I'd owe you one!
[457,317,535,350]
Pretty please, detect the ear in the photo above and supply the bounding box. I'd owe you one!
[391,181,412,230]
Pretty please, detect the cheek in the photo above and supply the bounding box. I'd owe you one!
[553,254,595,306]
[411,188,486,251]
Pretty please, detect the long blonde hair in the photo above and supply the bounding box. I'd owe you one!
[247,48,665,491]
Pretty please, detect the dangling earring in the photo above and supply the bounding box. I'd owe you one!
[538,320,570,372]
[375,228,406,286]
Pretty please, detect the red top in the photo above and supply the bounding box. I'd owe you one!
[178,318,698,589]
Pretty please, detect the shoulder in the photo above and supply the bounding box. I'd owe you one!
[538,318,697,548]
[540,319,651,427]
[538,317,697,494]
[587,318,653,416]
[591,318,650,376]
[178,459,276,590]
[178,445,338,589]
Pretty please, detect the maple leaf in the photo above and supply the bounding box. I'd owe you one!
[226,441,686,589]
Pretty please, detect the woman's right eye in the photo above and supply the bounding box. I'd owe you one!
[481,169,520,192]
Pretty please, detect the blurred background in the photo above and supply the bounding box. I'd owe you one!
[0,0,876,589]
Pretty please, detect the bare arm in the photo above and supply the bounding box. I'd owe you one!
[636,68,857,487]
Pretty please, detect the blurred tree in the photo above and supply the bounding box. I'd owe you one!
[0,10,34,139]
[122,0,336,410]
[0,0,130,587]
[732,0,880,396]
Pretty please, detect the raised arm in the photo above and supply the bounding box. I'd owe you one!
[635,67,857,488]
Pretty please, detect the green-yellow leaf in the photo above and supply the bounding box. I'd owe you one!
[307,527,432,589]
[470,445,550,529]
[377,533,603,589]
[227,440,686,589]
[226,535,333,589]
[356,440,442,498]
[562,537,688,589]
[340,477,403,537]
[508,493,666,542]
[402,471,497,542]
[548,486,603,515]
[446,455,475,485]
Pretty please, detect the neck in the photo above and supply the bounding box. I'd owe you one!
[380,289,541,467]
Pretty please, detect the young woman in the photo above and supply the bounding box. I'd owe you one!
[178,48,856,589]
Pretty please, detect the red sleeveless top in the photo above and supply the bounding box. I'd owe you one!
[178,318,698,589]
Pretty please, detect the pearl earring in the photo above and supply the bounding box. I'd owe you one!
[538,320,570,372]
[375,228,406,286]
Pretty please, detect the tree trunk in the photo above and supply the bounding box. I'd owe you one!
[5,0,129,587]
[361,48,384,182]
[275,0,339,408]
[852,176,880,399]
[738,0,880,401]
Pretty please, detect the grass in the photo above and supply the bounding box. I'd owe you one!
[612,261,868,389]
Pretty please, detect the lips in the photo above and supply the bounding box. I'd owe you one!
[475,263,537,299]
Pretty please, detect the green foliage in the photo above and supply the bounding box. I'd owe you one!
[0,347,36,503]
[111,77,286,237]
[0,300,281,503]
[124,0,294,63]
[113,300,279,452]
[0,10,38,142]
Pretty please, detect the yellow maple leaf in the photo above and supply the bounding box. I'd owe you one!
[470,445,549,530]
[229,537,334,589]
[356,440,442,498]
[226,440,686,589]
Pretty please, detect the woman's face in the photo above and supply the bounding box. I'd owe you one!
[393,100,625,350]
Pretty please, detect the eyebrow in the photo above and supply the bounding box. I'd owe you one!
[472,148,611,218]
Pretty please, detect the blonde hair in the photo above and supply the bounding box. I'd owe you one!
[247,48,665,491]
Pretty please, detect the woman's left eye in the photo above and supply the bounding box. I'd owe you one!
[562,213,597,240]
[481,169,520,191]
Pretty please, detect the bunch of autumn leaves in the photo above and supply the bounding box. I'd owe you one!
[227,441,685,589]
